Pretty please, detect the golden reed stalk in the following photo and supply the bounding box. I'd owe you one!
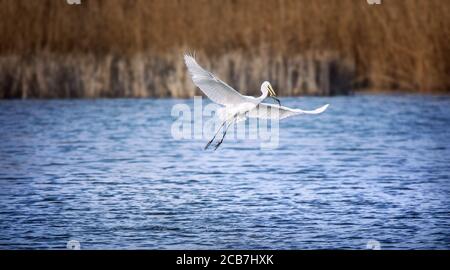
[0,0,448,98]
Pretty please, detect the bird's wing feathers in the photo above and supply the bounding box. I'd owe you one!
[184,55,247,105]
[248,103,329,120]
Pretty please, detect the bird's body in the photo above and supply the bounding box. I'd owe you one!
[184,55,271,114]
[184,54,329,150]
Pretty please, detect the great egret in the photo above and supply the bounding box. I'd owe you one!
[184,54,329,150]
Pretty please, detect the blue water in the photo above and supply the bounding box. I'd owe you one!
[0,95,449,250]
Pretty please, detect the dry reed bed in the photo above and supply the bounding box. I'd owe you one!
[0,0,448,98]
[0,51,354,98]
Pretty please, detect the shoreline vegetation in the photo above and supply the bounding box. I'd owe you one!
[0,0,448,98]
[0,51,355,98]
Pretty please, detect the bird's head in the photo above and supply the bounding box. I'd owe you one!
[261,81,281,106]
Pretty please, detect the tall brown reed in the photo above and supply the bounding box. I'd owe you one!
[0,0,448,98]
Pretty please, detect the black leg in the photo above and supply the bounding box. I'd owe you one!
[204,121,226,150]
[214,120,234,151]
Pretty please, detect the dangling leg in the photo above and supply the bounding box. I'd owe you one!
[214,117,236,151]
[204,121,226,150]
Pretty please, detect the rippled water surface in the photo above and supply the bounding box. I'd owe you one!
[0,95,449,249]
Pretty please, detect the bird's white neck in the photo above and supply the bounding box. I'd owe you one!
[257,86,269,103]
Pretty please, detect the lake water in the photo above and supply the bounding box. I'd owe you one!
[0,95,449,249]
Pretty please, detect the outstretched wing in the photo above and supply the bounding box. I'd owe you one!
[248,103,329,120]
[184,55,248,105]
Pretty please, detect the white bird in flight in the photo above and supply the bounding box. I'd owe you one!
[184,54,329,150]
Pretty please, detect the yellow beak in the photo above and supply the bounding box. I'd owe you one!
[268,84,277,97]
[267,84,281,106]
